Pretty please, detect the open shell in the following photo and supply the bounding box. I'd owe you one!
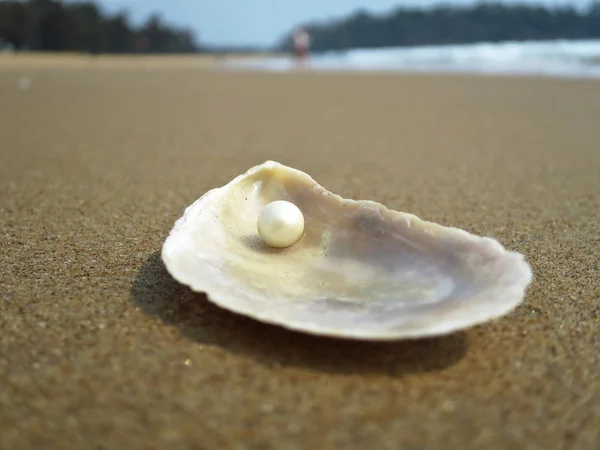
[162,161,533,340]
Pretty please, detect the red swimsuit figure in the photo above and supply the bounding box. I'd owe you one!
[293,27,310,68]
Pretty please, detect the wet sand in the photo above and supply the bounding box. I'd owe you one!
[1,56,599,449]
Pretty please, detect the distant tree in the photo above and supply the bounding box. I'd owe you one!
[0,0,201,53]
[105,12,134,53]
[68,2,105,53]
[36,0,77,51]
[0,1,36,49]
[277,2,600,52]
[140,14,166,53]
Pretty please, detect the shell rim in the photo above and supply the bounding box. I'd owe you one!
[161,160,534,341]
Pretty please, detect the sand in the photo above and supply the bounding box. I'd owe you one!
[1,55,599,449]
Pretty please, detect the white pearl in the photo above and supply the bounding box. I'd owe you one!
[257,200,305,248]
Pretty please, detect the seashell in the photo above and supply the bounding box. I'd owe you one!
[162,161,533,340]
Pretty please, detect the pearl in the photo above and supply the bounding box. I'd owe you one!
[257,200,305,248]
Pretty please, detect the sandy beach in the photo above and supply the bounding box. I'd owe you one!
[1,55,599,449]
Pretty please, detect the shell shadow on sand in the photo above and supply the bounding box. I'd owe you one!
[130,252,468,376]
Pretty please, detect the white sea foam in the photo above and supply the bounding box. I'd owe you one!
[224,39,600,79]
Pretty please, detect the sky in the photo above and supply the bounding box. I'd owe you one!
[94,0,591,47]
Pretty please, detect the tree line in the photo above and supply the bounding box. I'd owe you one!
[0,0,199,53]
[279,2,600,52]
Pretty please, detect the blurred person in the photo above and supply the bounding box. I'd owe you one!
[292,26,310,68]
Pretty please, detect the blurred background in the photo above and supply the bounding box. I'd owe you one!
[1,1,600,74]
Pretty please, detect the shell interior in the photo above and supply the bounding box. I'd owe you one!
[162,161,533,340]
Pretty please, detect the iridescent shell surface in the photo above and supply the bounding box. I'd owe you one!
[162,161,533,340]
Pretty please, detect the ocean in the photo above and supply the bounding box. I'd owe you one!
[224,39,600,79]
